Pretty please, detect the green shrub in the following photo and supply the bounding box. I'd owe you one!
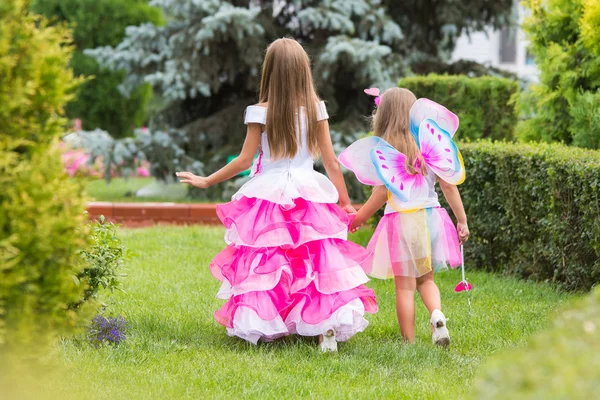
[520,0,600,149]
[0,141,91,347]
[400,74,520,141]
[0,1,90,348]
[472,287,600,399]
[73,217,127,310]
[570,90,600,149]
[449,141,599,290]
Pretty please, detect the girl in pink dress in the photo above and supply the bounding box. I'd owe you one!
[176,38,377,352]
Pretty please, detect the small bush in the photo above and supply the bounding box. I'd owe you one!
[472,287,600,398]
[400,74,520,141]
[72,217,127,310]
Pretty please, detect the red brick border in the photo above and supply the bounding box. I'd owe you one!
[86,202,363,228]
[86,202,221,227]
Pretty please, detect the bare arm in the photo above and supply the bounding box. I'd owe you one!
[351,186,388,231]
[318,120,353,209]
[438,179,470,244]
[177,124,261,188]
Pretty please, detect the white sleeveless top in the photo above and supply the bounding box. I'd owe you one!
[232,101,339,206]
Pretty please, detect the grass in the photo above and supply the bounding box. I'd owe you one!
[85,177,193,202]
[45,226,572,399]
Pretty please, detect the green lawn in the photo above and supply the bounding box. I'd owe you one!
[85,177,194,202]
[49,226,572,399]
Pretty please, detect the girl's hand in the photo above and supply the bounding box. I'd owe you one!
[350,219,362,233]
[342,204,357,214]
[176,172,211,189]
[457,222,470,244]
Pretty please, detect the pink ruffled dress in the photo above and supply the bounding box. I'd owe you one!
[211,102,378,344]
[364,170,462,279]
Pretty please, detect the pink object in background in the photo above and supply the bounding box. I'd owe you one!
[73,118,82,131]
[62,150,90,177]
[137,166,150,177]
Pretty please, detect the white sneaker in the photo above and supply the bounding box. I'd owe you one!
[319,329,337,353]
[431,309,450,347]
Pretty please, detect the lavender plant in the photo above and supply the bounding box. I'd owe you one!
[87,314,128,347]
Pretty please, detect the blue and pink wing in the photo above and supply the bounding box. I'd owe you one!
[370,146,428,202]
[419,119,465,185]
[409,98,459,144]
[338,136,388,186]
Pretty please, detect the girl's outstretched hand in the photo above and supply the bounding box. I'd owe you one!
[176,172,211,189]
[457,222,470,244]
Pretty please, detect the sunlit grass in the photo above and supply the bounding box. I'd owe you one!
[45,226,573,399]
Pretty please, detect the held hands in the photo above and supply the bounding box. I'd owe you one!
[350,218,362,233]
[176,172,211,189]
[342,205,363,233]
[341,203,362,233]
[457,221,470,244]
[342,204,357,214]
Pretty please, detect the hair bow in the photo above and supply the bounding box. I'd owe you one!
[364,88,381,106]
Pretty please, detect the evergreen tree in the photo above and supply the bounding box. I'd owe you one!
[86,0,513,197]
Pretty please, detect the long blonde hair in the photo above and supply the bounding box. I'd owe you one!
[373,88,426,175]
[259,38,320,159]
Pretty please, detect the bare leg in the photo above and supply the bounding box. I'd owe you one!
[417,271,450,346]
[416,271,442,322]
[394,276,417,342]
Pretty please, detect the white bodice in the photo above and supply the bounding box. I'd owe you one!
[233,101,338,206]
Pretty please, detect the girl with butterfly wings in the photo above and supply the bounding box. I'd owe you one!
[339,88,470,346]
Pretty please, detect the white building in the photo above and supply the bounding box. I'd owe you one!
[451,5,538,81]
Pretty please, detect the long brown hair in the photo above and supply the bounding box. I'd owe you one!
[372,88,426,175]
[259,38,320,159]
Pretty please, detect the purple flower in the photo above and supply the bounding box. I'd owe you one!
[88,314,128,348]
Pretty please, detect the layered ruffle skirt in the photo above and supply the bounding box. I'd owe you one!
[363,207,461,279]
[212,196,378,344]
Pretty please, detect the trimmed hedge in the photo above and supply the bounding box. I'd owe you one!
[445,141,600,290]
[400,74,520,141]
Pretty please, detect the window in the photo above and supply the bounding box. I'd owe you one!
[499,28,517,63]
[525,49,535,65]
